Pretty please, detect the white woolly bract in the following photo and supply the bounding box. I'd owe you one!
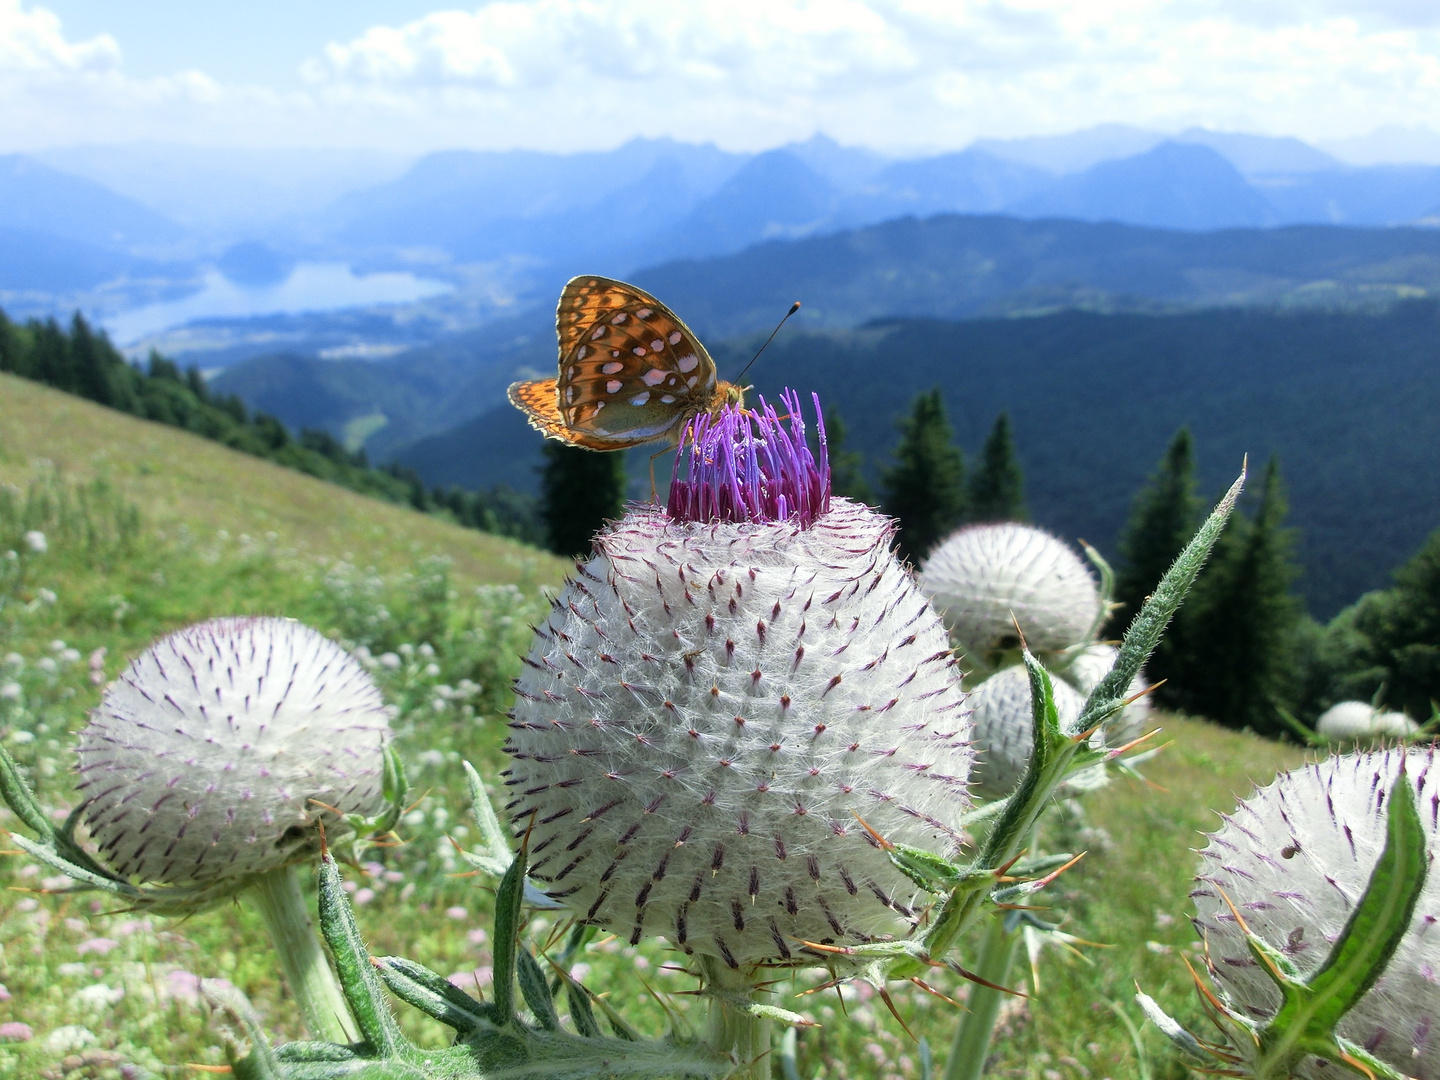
[1056,643,1152,746]
[503,499,972,968]
[918,523,1100,671]
[76,617,390,887]
[966,665,1087,800]
[1192,748,1440,1079]
[1316,701,1418,741]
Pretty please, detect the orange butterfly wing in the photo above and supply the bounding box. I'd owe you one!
[508,276,736,450]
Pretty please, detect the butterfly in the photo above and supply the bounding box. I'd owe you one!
[508,275,744,451]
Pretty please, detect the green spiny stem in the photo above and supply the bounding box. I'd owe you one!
[702,956,771,1080]
[246,864,361,1045]
[940,915,1022,1080]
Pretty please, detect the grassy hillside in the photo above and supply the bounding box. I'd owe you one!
[0,373,555,586]
[0,375,1312,1078]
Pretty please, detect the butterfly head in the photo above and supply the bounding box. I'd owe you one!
[713,380,746,413]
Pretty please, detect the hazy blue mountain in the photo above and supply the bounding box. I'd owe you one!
[632,214,1440,340]
[831,149,1054,226]
[0,228,185,294]
[33,143,414,237]
[782,134,890,189]
[639,150,840,261]
[1320,125,1440,167]
[974,124,1165,174]
[0,154,187,250]
[1010,142,1277,230]
[1172,128,1339,175]
[1253,164,1440,225]
[324,139,746,256]
[217,242,296,287]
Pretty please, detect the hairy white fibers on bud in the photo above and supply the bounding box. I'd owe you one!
[1315,700,1418,741]
[918,523,1100,671]
[76,617,390,887]
[503,500,972,967]
[1057,643,1152,746]
[1192,748,1440,1077]
[966,665,1086,800]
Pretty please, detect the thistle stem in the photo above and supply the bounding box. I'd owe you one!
[245,864,361,1044]
[941,914,1022,1080]
[702,956,773,1080]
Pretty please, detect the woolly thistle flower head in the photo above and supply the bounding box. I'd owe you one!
[1192,748,1440,1078]
[1315,700,1418,742]
[917,523,1101,677]
[75,617,391,888]
[1055,642,1152,747]
[504,392,973,968]
[965,665,1088,800]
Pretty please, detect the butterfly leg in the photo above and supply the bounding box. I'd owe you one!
[647,448,669,504]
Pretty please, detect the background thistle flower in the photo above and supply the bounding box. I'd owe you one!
[1191,747,1440,1078]
[918,522,1101,677]
[1315,700,1418,742]
[1056,642,1153,746]
[965,664,1086,800]
[76,616,392,888]
[504,393,972,968]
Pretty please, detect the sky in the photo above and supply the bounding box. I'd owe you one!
[4,0,1440,155]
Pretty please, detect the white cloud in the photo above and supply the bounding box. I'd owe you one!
[0,0,118,72]
[3,0,1440,153]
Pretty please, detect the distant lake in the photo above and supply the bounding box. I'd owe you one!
[106,262,453,345]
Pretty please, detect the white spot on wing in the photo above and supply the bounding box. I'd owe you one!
[565,386,575,403]
[590,326,606,340]
[660,394,676,404]
[637,307,653,318]
[633,346,647,356]
[686,375,699,388]
[650,338,664,351]
[677,354,699,373]
[602,361,624,375]
[612,312,628,324]
[594,400,605,411]
[668,331,682,345]
[629,392,650,406]
[642,368,666,386]
[606,380,623,394]
[576,345,588,360]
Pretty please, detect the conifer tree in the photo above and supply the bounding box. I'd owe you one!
[540,443,627,557]
[823,405,873,505]
[966,411,1026,522]
[1170,457,1301,735]
[1337,529,1440,720]
[1109,429,1202,674]
[881,388,965,564]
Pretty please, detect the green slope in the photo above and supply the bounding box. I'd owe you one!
[0,372,562,588]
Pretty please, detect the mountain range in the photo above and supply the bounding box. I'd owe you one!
[9,126,1440,341]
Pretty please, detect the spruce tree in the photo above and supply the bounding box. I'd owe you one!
[966,411,1026,522]
[1339,529,1440,720]
[1171,457,1302,735]
[541,443,627,557]
[823,405,873,504]
[881,388,965,564]
[1109,429,1202,674]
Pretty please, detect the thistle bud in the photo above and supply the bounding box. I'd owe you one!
[75,617,391,888]
[1315,700,1418,742]
[965,665,1087,800]
[1191,748,1440,1077]
[918,523,1100,675]
[1056,642,1152,746]
[504,393,972,967]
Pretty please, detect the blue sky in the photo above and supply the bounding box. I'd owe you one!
[4,1,1440,155]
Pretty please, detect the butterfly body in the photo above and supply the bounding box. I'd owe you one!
[508,276,742,450]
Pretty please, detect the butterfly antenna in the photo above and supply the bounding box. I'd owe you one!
[733,301,800,386]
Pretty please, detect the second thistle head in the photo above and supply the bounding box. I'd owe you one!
[503,392,973,969]
[76,617,392,892]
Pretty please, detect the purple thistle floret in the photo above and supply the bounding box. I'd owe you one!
[667,388,830,528]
